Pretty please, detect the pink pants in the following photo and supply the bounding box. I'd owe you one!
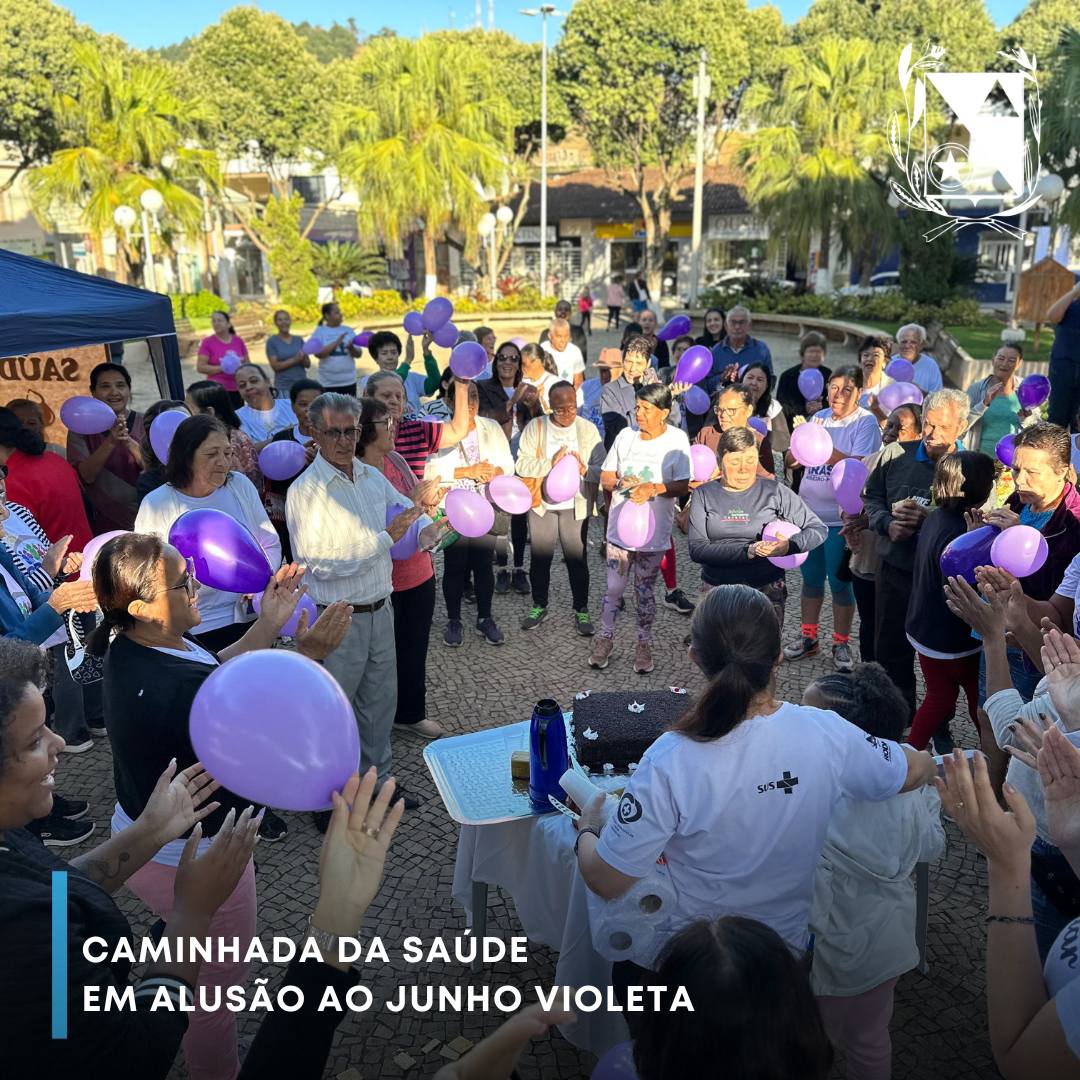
[126,856,257,1080]
[816,977,898,1080]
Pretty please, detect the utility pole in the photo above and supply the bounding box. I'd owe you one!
[690,49,710,306]
[539,7,549,296]
[475,0,482,28]
[488,0,495,29]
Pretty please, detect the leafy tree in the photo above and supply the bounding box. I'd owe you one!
[152,37,194,63]
[335,35,512,297]
[736,37,901,292]
[793,0,999,73]
[555,0,783,297]
[897,213,975,303]
[0,0,92,192]
[26,42,219,284]
[999,0,1080,67]
[264,194,319,306]
[294,19,360,63]
[1041,28,1080,232]
[310,241,387,295]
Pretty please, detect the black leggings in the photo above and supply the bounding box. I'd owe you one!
[852,573,876,663]
[444,534,497,619]
[495,512,529,570]
[528,508,589,609]
[392,576,436,725]
[607,305,621,329]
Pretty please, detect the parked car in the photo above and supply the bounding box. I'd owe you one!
[838,270,900,297]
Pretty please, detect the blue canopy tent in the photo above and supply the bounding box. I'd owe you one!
[0,247,184,398]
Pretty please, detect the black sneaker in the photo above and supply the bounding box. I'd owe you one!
[463,582,477,605]
[28,817,95,848]
[257,809,288,843]
[476,617,505,645]
[521,606,547,630]
[574,610,596,637]
[512,569,530,594]
[60,729,94,754]
[664,589,695,615]
[444,619,464,647]
[389,785,422,811]
[784,636,820,662]
[933,727,955,756]
[312,810,332,834]
[494,570,511,594]
[51,793,90,821]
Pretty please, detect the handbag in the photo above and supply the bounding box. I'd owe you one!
[65,609,104,686]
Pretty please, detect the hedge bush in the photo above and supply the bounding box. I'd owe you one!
[169,290,228,320]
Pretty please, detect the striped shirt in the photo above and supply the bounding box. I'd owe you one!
[394,417,443,476]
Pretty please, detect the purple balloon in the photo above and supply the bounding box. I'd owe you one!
[591,1040,638,1080]
[354,331,372,349]
[656,313,692,342]
[790,422,833,467]
[79,530,127,580]
[674,344,712,385]
[168,508,274,594]
[60,395,116,436]
[885,357,915,383]
[690,443,717,483]
[797,367,824,401]
[996,433,1017,467]
[302,338,321,356]
[445,489,494,538]
[683,385,710,415]
[510,336,527,348]
[450,341,488,380]
[219,351,242,376]
[1017,374,1051,411]
[190,650,359,811]
[544,454,581,503]
[433,321,460,348]
[830,458,869,515]
[149,410,187,464]
[748,416,768,436]
[487,474,533,515]
[403,311,425,336]
[422,296,454,332]
[763,520,808,569]
[613,498,656,549]
[385,505,420,559]
[258,440,307,482]
[991,525,1048,578]
[251,590,319,637]
[940,524,999,585]
[878,382,924,412]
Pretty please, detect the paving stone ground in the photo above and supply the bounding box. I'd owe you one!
[58,321,1000,1078]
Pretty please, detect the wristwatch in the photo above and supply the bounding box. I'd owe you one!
[306,915,341,960]
[574,825,602,856]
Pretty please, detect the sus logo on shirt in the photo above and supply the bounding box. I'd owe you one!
[757,770,800,795]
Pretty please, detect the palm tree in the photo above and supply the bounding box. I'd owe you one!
[335,36,512,297]
[27,42,220,283]
[1042,28,1080,232]
[736,38,905,292]
[310,241,387,296]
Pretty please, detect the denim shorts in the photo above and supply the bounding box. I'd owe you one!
[977,646,1041,708]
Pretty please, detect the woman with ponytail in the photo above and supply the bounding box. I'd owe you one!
[573,584,937,1006]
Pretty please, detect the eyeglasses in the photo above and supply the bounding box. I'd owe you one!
[162,557,198,600]
[551,405,578,415]
[369,420,393,431]
[496,354,518,364]
[319,426,359,441]
[716,406,746,417]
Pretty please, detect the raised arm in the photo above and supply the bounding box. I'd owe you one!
[1046,282,1080,325]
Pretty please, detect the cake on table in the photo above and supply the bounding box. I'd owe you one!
[571,688,693,772]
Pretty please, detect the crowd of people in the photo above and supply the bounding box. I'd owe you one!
[3,279,1080,1079]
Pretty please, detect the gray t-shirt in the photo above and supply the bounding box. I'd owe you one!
[265,334,307,394]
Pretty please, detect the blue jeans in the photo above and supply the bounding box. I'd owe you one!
[977,646,1041,707]
[1032,835,1075,962]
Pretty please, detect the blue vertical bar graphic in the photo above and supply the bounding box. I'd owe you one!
[52,870,68,1038]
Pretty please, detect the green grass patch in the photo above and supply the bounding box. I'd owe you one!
[858,319,1055,364]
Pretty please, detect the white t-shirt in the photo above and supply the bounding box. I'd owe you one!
[358,370,427,416]
[909,352,944,394]
[522,371,561,413]
[235,400,297,442]
[1055,553,1080,638]
[306,324,358,388]
[542,341,585,405]
[596,703,909,954]
[545,423,582,511]
[798,407,883,527]
[859,376,891,410]
[602,426,691,552]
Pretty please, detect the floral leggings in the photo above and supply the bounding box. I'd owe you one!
[599,543,666,642]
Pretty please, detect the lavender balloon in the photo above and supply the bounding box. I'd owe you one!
[748,416,768,436]
[190,650,359,811]
[886,357,915,383]
[149,410,187,464]
[219,352,243,376]
[939,524,999,585]
[487,474,533,515]
[790,423,833,467]
[258,440,307,481]
[168,508,274,593]
[354,331,372,349]
[59,396,116,436]
[1017,374,1051,411]
[445,489,494,538]
[252,590,319,637]
[762,520,808,569]
[403,311,425,336]
[614,498,656,549]
[690,443,717,483]
[991,525,1048,578]
[422,297,454,332]
[385,505,420,559]
[591,1040,638,1079]
[878,382,923,412]
[79,530,127,580]
[683,385,710,415]
[302,338,322,356]
[996,433,1017,467]
[433,321,459,348]
[657,313,692,342]
[797,368,824,400]
[830,458,869,515]
[545,455,581,503]
[510,336,526,348]
[450,341,488,380]
[673,344,712,385]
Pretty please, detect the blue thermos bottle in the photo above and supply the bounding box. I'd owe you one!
[528,698,569,813]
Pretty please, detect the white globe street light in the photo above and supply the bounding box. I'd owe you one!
[477,212,496,237]
[138,188,164,293]
[992,170,1012,195]
[140,187,165,214]
[1036,173,1065,204]
[496,205,514,226]
[113,205,137,230]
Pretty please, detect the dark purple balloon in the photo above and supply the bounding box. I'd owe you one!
[433,321,459,348]
[168,508,274,594]
[939,525,999,585]
[656,314,692,342]
[403,311,425,336]
[996,433,1016,467]
[1017,373,1050,411]
[673,344,712,385]
[748,416,768,436]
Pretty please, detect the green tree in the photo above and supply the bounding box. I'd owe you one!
[264,194,319,306]
[294,19,360,63]
[1042,28,1080,232]
[0,0,92,193]
[335,35,512,297]
[152,37,194,63]
[735,38,901,291]
[555,0,783,297]
[26,41,219,284]
[310,241,387,296]
[999,0,1080,67]
[793,0,999,72]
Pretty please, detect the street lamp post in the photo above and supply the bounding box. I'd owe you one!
[478,212,497,299]
[139,187,165,293]
[521,5,562,297]
[113,204,137,284]
[689,49,710,307]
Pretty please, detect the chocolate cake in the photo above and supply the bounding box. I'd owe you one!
[571,689,692,771]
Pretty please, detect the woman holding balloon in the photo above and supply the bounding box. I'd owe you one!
[784,367,882,673]
[196,311,248,406]
[135,415,282,652]
[688,427,825,626]
[305,302,365,395]
[695,384,775,479]
[963,344,1037,454]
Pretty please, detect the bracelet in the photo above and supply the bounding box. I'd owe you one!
[986,914,1035,925]
[574,826,601,856]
